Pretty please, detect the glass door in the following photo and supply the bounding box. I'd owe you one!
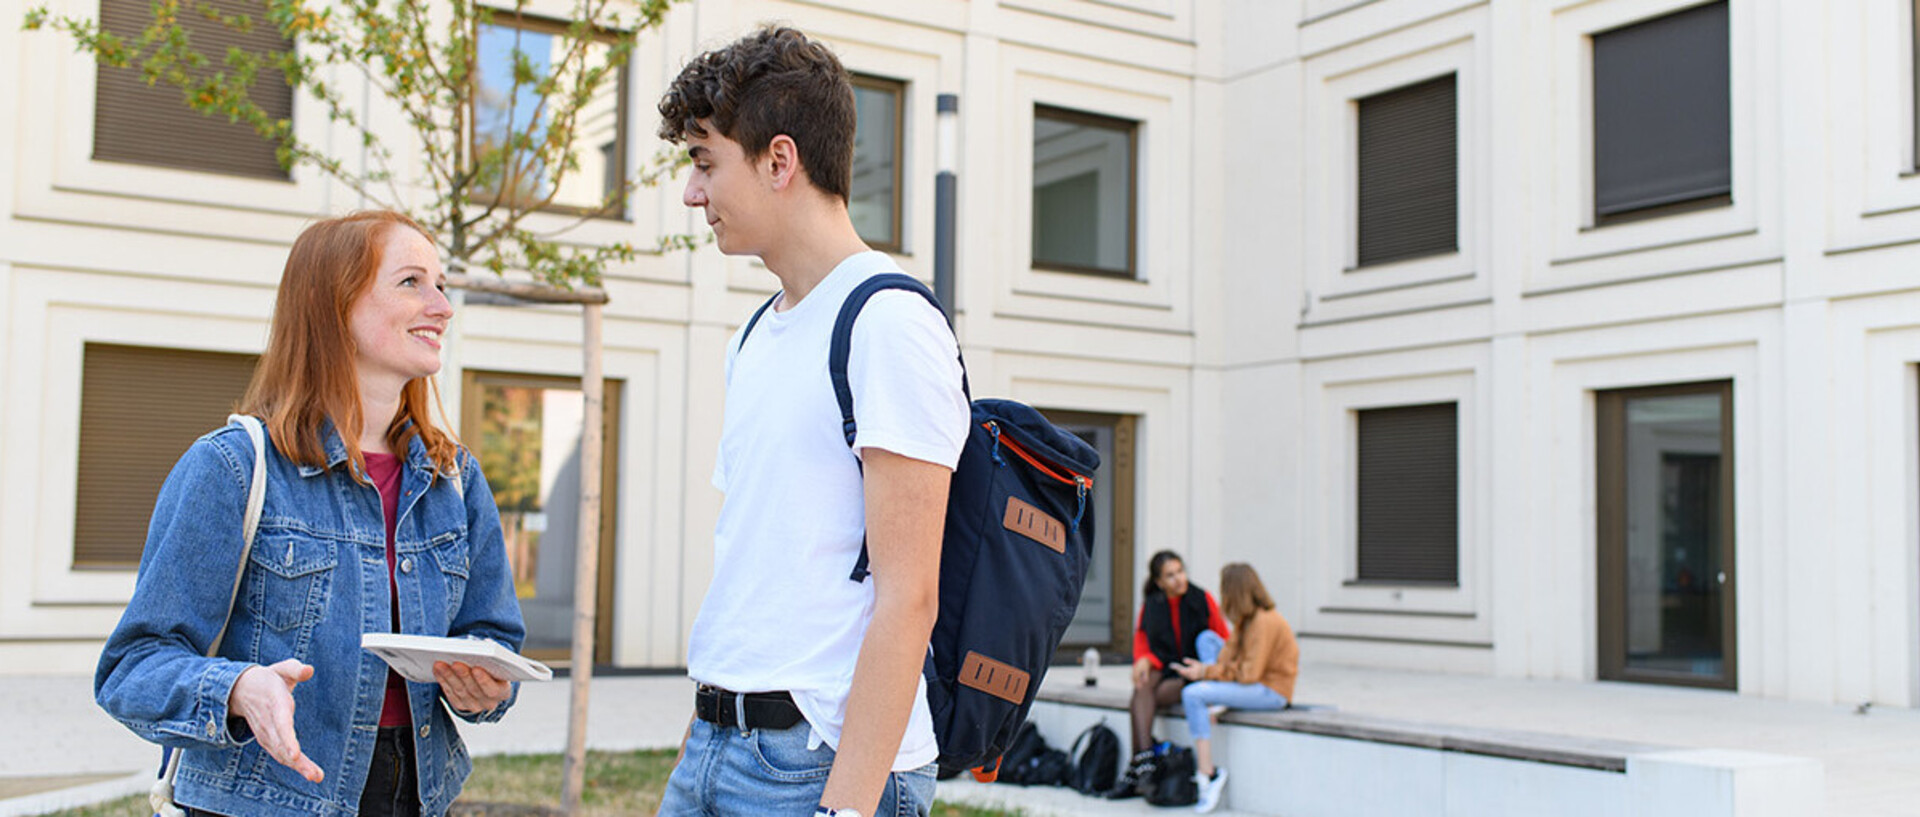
[1043,410,1137,659]
[462,371,621,665]
[1597,381,1735,688]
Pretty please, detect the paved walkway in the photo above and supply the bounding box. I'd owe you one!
[3,663,1917,816]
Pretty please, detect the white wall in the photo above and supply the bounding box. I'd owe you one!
[1218,0,1920,707]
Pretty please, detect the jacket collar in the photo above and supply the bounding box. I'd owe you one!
[300,418,438,478]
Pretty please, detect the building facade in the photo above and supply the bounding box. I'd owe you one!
[2,0,1916,710]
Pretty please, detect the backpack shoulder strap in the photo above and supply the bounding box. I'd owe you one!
[220,414,268,653]
[160,414,269,811]
[826,273,967,582]
[737,291,782,351]
[827,272,968,447]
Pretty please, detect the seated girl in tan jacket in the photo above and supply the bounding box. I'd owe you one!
[1171,562,1299,813]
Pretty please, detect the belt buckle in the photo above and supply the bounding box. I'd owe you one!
[735,691,749,732]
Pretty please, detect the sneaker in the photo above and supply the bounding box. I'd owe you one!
[1194,767,1228,813]
[1206,704,1228,717]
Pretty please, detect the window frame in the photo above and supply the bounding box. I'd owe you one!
[849,73,906,254]
[1588,0,1732,227]
[1030,104,1140,279]
[469,9,632,221]
[1353,72,1460,269]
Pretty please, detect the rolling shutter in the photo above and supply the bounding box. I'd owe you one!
[1356,402,1459,585]
[1356,73,1458,268]
[93,0,293,179]
[1592,1,1730,217]
[74,343,259,567]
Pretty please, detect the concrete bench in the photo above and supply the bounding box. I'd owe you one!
[1026,683,1821,817]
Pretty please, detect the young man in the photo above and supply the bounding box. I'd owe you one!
[654,27,969,817]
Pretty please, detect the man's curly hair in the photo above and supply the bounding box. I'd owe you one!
[658,26,857,202]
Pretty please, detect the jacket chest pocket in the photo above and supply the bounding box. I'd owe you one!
[430,530,470,625]
[245,533,339,632]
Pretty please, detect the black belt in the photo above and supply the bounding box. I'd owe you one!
[694,684,804,730]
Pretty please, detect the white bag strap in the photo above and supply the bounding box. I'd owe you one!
[152,414,268,817]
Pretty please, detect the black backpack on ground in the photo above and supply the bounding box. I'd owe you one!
[1068,722,1121,795]
[1142,743,1199,806]
[996,722,1047,784]
[997,722,1071,787]
[742,274,1101,781]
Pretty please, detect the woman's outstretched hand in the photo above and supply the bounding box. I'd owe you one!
[434,661,510,715]
[229,659,325,783]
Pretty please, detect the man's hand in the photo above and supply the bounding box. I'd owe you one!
[228,659,324,783]
[433,661,511,714]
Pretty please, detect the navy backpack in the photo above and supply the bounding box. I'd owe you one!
[741,272,1101,780]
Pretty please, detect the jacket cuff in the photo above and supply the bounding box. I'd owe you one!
[199,661,255,747]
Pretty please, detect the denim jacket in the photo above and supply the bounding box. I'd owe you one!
[96,419,525,817]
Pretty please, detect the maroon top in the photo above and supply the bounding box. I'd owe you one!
[364,452,411,728]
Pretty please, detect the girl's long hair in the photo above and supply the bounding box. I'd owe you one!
[241,211,459,478]
[1219,562,1276,647]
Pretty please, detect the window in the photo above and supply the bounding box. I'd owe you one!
[73,344,259,568]
[461,370,622,663]
[850,75,905,252]
[474,14,627,217]
[93,0,293,179]
[1354,402,1458,585]
[1356,74,1458,267]
[1032,106,1137,277]
[1591,1,1731,222]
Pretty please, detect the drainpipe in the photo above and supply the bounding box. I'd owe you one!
[934,93,959,320]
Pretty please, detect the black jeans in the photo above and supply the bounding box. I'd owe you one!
[185,726,419,817]
[359,725,423,817]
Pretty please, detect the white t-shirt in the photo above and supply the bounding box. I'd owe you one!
[690,251,969,771]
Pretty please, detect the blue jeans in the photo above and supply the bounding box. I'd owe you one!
[658,719,937,817]
[1182,631,1286,741]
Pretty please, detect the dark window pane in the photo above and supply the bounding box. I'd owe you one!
[1593,1,1731,217]
[93,0,292,179]
[475,20,626,215]
[1357,74,1458,267]
[851,78,903,249]
[1356,402,1459,585]
[1032,107,1135,276]
[74,344,258,568]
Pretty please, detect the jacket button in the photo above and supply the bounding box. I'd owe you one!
[400,557,414,574]
[419,724,430,738]
[205,720,217,738]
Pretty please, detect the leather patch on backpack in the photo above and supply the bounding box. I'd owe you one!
[1003,497,1065,553]
[959,651,1031,704]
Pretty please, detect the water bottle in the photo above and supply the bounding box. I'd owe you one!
[1082,647,1100,686]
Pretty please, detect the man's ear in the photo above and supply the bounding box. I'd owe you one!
[765,134,802,191]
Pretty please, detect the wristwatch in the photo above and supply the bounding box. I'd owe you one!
[815,808,860,817]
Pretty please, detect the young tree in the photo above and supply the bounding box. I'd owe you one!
[25,1,683,811]
[26,0,688,287]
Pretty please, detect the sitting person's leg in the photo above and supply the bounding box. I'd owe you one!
[1175,682,1282,805]
[1196,630,1225,665]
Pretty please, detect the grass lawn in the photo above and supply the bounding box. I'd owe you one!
[39,749,1017,816]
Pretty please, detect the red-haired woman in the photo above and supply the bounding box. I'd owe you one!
[96,212,525,817]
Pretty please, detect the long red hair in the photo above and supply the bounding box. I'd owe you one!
[241,211,460,478]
